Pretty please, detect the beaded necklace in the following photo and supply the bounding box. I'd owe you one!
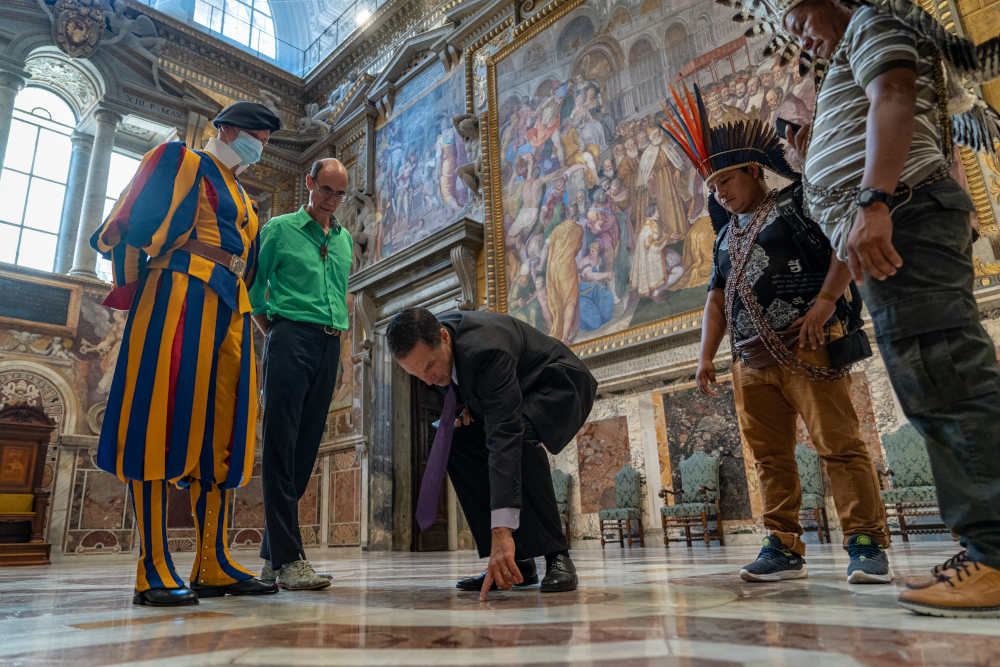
[724,189,852,381]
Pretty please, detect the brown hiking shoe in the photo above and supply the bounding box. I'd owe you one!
[905,550,969,590]
[897,560,1000,618]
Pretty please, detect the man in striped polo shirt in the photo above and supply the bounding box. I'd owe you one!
[784,0,1000,617]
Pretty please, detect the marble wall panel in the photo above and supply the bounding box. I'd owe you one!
[329,449,361,546]
[656,380,752,521]
[166,486,195,528]
[65,453,134,555]
[233,477,266,528]
[575,416,630,514]
[299,475,321,527]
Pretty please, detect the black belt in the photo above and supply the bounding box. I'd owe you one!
[273,314,342,336]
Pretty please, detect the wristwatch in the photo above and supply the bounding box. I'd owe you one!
[856,187,893,208]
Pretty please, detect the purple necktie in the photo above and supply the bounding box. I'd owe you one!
[415,383,457,531]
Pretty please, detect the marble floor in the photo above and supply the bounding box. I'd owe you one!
[1,542,996,667]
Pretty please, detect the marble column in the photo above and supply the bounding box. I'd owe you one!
[69,109,122,279]
[0,68,28,174]
[55,132,94,275]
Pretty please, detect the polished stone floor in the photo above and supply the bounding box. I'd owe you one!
[1,541,996,666]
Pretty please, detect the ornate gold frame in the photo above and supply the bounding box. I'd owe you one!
[465,17,515,115]
[483,0,1000,357]
[483,0,705,358]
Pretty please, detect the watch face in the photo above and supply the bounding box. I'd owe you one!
[859,190,875,205]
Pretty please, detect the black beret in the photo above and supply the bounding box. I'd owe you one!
[212,101,281,132]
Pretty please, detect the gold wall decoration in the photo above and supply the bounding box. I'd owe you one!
[465,18,514,115]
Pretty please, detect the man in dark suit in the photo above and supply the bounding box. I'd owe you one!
[388,308,597,600]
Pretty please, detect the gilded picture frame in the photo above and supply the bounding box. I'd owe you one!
[484,0,720,358]
[483,0,1000,360]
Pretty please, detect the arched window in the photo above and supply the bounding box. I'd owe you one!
[0,87,75,272]
[194,0,276,59]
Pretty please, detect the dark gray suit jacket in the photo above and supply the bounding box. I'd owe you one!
[438,310,597,510]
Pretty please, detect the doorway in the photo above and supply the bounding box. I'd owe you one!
[410,376,449,551]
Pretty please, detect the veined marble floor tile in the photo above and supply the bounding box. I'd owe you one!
[0,543,995,666]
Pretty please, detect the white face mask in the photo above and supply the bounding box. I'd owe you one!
[228,131,264,165]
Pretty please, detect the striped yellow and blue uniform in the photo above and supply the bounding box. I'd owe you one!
[91,141,259,590]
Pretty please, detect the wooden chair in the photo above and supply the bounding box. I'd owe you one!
[659,451,724,547]
[877,424,950,542]
[551,468,571,544]
[598,464,644,548]
[0,405,56,566]
[795,444,832,544]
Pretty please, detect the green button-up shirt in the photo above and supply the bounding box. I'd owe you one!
[248,206,352,330]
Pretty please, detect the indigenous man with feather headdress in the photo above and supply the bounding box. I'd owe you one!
[721,0,1000,617]
[662,83,892,588]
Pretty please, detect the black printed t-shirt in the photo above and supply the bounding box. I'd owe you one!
[707,206,828,342]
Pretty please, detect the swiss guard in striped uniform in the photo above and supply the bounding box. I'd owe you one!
[91,102,282,606]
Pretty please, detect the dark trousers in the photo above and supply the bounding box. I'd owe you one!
[858,178,1000,569]
[447,415,568,560]
[259,318,341,569]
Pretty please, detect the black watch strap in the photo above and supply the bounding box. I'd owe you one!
[856,187,893,208]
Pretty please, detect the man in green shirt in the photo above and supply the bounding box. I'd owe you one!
[248,158,352,591]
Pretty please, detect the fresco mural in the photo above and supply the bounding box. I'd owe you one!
[371,69,473,263]
[487,0,811,346]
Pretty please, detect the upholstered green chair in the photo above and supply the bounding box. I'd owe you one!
[658,451,724,547]
[551,469,571,544]
[795,444,832,544]
[878,424,946,541]
[598,464,645,548]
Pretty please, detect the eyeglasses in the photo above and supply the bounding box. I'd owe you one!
[315,186,346,201]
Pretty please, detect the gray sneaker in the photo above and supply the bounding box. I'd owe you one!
[276,555,332,591]
[846,535,894,584]
[262,559,332,583]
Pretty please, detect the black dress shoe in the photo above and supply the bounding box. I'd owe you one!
[133,587,199,606]
[541,554,578,592]
[190,578,279,598]
[456,557,539,591]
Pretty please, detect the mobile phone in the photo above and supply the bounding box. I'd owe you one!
[775,117,802,139]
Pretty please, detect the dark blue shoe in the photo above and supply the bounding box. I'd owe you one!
[846,535,894,584]
[739,537,807,582]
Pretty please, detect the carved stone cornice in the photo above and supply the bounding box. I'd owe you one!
[126,0,303,94]
[306,0,456,101]
[442,0,513,51]
[305,0,420,93]
[348,217,484,324]
[0,0,49,26]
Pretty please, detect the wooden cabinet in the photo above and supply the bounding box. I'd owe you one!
[0,405,56,566]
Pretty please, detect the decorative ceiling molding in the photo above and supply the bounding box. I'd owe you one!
[24,47,102,117]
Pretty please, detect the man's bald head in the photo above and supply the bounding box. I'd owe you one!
[305,158,350,225]
[309,158,349,189]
